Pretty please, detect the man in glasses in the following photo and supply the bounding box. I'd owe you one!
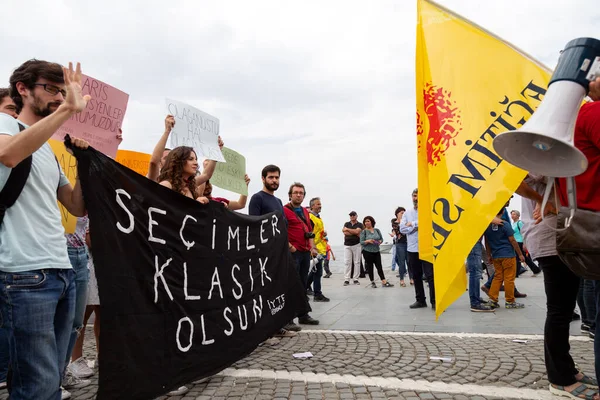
[0,59,92,400]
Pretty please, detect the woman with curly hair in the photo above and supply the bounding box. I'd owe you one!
[157,146,208,204]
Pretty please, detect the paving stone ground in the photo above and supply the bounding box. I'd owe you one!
[0,266,593,399]
[0,328,591,400]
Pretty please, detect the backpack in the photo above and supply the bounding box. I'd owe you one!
[0,123,31,226]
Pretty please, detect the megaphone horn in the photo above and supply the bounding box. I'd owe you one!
[493,37,600,177]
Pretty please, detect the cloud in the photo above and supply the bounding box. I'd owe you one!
[0,0,597,246]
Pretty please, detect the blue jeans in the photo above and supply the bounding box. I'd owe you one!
[0,326,7,383]
[391,245,397,271]
[307,256,324,296]
[395,242,408,280]
[0,269,75,400]
[467,241,484,307]
[65,246,90,365]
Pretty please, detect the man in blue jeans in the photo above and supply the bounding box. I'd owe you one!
[467,239,494,312]
[0,60,90,399]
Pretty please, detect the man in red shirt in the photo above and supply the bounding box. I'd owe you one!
[283,182,319,325]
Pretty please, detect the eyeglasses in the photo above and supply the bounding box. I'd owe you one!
[34,83,67,97]
[291,191,305,195]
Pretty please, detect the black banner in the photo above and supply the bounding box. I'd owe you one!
[72,146,308,400]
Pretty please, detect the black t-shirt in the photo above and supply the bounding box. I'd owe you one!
[248,191,284,216]
[343,221,364,246]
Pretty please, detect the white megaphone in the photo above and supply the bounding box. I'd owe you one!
[493,37,600,177]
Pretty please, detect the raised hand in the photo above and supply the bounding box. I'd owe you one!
[244,174,250,186]
[116,128,123,143]
[165,115,175,132]
[217,136,224,149]
[66,137,90,156]
[61,62,91,114]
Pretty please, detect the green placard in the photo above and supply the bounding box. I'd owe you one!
[211,147,247,195]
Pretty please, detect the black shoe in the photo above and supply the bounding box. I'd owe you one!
[343,281,350,286]
[353,280,360,285]
[314,294,330,302]
[298,315,319,325]
[409,301,427,309]
[581,324,591,333]
[471,303,495,313]
[306,289,314,296]
[284,322,302,332]
[324,273,332,278]
[590,331,595,340]
[515,291,527,298]
[573,312,581,321]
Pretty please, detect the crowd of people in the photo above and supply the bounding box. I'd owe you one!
[0,58,599,400]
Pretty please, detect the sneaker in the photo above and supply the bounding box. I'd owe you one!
[370,282,377,288]
[581,324,591,333]
[61,387,71,400]
[590,331,596,340]
[343,281,350,286]
[409,301,427,309]
[68,357,94,378]
[324,273,332,278]
[306,289,314,296]
[273,328,297,337]
[514,291,528,298]
[284,322,302,332]
[353,280,360,285]
[382,281,394,288]
[485,300,500,309]
[298,315,319,325]
[314,294,330,302]
[505,302,525,309]
[471,303,495,312]
[481,285,490,296]
[62,370,92,390]
[168,386,189,396]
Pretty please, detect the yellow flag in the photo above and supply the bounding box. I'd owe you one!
[416,0,552,318]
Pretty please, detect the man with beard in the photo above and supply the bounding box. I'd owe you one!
[249,165,304,334]
[249,164,283,216]
[0,60,92,400]
[401,188,436,309]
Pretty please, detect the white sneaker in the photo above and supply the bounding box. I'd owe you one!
[168,386,189,396]
[61,387,72,400]
[68,357,94,378]
[62,370,92,390]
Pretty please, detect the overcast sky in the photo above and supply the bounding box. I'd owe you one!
[2,0,597,245]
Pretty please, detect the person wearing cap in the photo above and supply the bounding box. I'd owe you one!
[342,211,363,286]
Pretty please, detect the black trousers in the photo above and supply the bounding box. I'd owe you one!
[538,255,579,386]
[516,242,541,275]
[362,251,386,282]
[408,251,435,304]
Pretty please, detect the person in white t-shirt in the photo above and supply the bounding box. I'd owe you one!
[0,60,91,399]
